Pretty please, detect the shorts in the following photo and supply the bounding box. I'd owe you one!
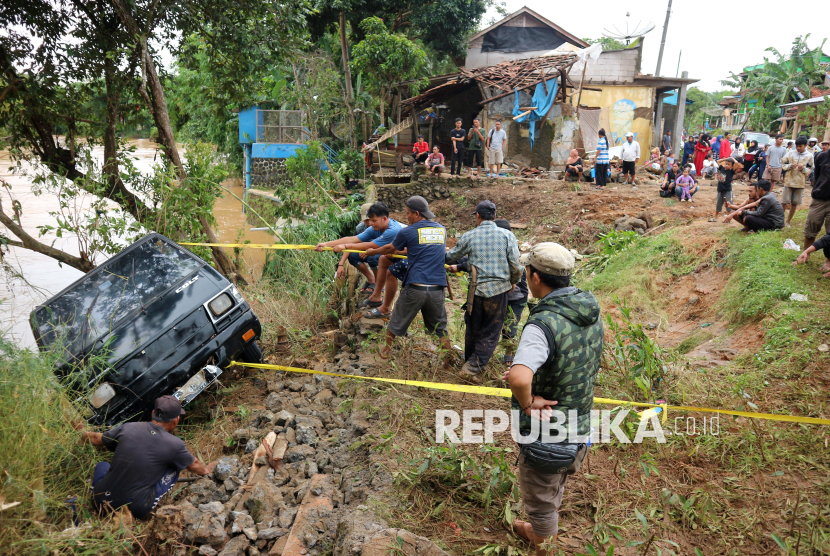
[716,190,733,212]
[762,166,782,183]
[488,149,504,166]
[804,198,830,239]
[622,160,636,175]
[388,258,409,281]
[387,285,448,338]
[348,252,380,269]
[782,186,803,205]
[468,149,483,167]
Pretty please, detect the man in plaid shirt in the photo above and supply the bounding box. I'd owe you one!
[446,200,521,382]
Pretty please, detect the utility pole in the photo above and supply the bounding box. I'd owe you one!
[675,50,682,77]
[655,0,672,76]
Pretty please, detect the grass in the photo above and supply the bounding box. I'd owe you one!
[0,341,138,555]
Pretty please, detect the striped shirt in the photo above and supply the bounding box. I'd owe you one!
[596,137,609,164]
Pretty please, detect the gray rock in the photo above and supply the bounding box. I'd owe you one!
[295,415,324,430]
[199,501,226,515]
[306,461,319,478]
[258,528,287,540]
[218,535,250,556]
[274,410,295,427]
[285,444,316,463]
[278,506,298,528]
[248,548,261,556]
[245,439,259,454]
[182,502,227,547]
[213,457,239,482]
[295,424,317,446]
[189,479,229,505]
[265,393,283,412]
[232,513,259,541]
[199,546,218,556]
[245,480,283,518]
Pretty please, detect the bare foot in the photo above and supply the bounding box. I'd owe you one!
[825,271,830,279]
[379,345,391,359]
[820,260,830,272]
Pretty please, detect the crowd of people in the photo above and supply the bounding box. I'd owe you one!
[410,117,509,179]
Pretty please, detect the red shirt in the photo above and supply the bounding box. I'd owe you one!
[413,141,429,154]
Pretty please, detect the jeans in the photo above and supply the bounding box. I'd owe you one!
[92,461,179,516]
[748,162,765,180]
[451,149,465,175]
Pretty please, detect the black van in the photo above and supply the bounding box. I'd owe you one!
[30,233,262,426]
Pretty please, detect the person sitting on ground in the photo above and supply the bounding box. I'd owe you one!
[723,185,761,225]
[564,150,583,181]
[701,153,718,179]
[781,136,814,228]
[427,146,446,176]
[371,196,452,364]
[660,162,680,197]
[664,149,675,168]
[793,232,830,278]
[644,147,661,173]
[80,396,215,519]
[711,157,739,221]
[412,135,430,164]
[315,202,403,296]
[676,166,696,202]
[677,164,700,201]
[733,180,785,233]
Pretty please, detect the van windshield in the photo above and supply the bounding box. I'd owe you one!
[31,237,202,358]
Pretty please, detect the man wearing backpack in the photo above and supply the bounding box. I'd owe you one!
[486,120,508,178]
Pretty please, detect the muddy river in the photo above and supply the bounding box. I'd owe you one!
[1,139,273,348]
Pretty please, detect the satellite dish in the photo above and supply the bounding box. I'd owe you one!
[602,14,656,45]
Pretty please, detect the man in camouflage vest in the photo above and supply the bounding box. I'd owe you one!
[505,242,603,555]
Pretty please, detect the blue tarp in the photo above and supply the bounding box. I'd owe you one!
[662,91,694,106]
[512,78,559,149]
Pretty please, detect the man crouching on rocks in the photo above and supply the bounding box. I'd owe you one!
[502,243,603,554]
[79,395,216,519]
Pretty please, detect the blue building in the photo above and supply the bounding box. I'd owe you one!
[238,105,310,189]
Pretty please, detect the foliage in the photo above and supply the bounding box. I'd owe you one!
[683,88,735,132]
[398,443,518,510]
[604,299,670,403]
[583,37,627,52]
[308,0,490,61]
[796,97,830,138]
[281,51,348,141]
[0,340,136,553]
[351,16,430,120]
[580,231,641,275]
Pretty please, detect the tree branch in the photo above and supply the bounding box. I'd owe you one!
[0,202,95,273]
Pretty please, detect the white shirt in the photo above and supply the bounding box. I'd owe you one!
[621,140,641,161]
[488,129,508,151]
[733,143,745,158]
[703,159,717,169]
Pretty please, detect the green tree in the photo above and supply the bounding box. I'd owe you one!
[351,17,430,125]
[583,37,627,52]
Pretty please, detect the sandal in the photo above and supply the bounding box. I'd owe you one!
[358,298,382,308]
[708,217,716,222]
[364,307,391,319]
[359,283,375,295]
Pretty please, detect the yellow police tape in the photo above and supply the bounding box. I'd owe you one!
[229,361,830,426]
[179,243,408,259]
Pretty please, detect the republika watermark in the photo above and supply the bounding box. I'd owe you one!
[435,409,720,444]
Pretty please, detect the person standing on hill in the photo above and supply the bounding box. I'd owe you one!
[446,200,521,382]
[466,118,485,178]
[802,144,830,272]
[620,132,640,185]
[662,130,672,153]
[594,128,610,189]
[682,136,695,167]
[486,120,508,178]
[503,243,603,556]
[764,134,788,189]
[781,136,814,227]
[694,136,711,176]
[720,133,733,158]
[449,118,466,178]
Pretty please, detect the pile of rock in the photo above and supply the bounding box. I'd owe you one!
[377,175,476,211]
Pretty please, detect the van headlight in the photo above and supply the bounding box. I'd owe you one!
[208,292,234,317]
[89,383,116,408]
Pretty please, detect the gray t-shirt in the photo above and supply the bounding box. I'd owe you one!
[489,129,508,151]
[93,422,195,518]
[512,324,550,373]
[767,145,788,168]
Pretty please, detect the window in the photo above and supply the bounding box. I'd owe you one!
[256,110,308,143]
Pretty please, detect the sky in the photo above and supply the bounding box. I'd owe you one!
[483,1,830,92]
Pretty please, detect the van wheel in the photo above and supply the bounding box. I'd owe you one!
[240,340,263,364]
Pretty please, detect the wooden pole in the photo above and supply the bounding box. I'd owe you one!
[575,58,589,116]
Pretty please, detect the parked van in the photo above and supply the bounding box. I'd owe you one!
[738,131,772,148]
[31,233,262,426]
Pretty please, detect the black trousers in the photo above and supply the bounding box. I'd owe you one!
[414,152,429,164]
[595,163,609,186]
[451,149,465,175]
[464,291,509,372]
[743,214,778,231]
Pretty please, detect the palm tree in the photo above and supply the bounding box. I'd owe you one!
[754,35,827,105]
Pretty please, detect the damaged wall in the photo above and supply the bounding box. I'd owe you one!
[572,85,653,148]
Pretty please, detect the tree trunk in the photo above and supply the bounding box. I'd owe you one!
[111,0,245,284]
[339,12,356,148]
